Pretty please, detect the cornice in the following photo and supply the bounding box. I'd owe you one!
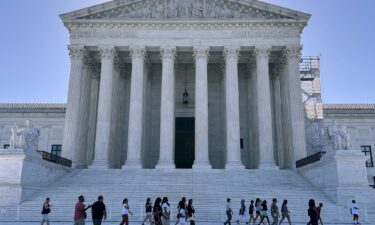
[65,19,307,31]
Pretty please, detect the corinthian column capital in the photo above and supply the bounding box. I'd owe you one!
[223,46,240,61]
[68,45,86,59]
[254,45,271,59]
[98,45,117,59]
[130,46,147,61]
[283,45,302,59]
[193,46,210,61]
[160,46,177,60]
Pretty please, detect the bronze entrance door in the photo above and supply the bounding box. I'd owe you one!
[175,117,195,169]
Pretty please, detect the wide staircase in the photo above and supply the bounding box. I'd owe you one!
[1,169,374,223]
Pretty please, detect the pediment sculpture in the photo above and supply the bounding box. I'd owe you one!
[78,0,293,20]
[9,120,40,153]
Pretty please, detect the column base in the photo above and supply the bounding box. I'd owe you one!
[89,160,109,169]
[192,161,212,170]
[258,161,279,170]
[155,161,175,169]
[225,161,245,170]
[122,160,143,169]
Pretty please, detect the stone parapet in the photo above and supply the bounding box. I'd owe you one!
[297,150,375,206]
[0,149,70,206]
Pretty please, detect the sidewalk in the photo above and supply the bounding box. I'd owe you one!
[0,222,369,225]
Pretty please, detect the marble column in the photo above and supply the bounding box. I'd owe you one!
[284,46,307,164]
[223,46,244,169]
[61,45,85,165]
[74,57,93,168]
[254,46,277,169]
[86,66,100,166]
[272,65,284,168]
[193,46,212,169]
[156,46,176,169]
[124,46,147,169]
[279,58,293,168]
[91,46,116,168]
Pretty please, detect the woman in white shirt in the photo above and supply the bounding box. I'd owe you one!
[161,197,170,225]
[178,201,186,225]
[120,198,133,225]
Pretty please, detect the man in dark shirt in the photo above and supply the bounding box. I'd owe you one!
[91,195,107,225]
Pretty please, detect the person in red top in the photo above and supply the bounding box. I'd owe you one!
[74,195,90,225]
[317,203,323,225]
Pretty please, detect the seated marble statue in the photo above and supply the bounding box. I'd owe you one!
[9,120,40,153]
[327,120,352,150]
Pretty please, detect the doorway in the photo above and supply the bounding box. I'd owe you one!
[175,117,195,169]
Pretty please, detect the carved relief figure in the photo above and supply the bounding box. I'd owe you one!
[327,120,352,150]
[9,126,16,149]
[191,0,203,17]
[219,5,233,19]
[165,0,178,18]
[178,0,192,17]
[152,3,165,18]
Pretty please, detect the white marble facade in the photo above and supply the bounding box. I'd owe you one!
[0,1,374,179]
[55,0,313,170]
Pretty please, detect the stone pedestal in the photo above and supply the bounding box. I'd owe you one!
[0,149,70,206]
[298,150,375,206]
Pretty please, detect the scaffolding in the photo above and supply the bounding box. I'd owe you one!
[300,56,325,153]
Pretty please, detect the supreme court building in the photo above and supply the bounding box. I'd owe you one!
[59,0,310,170]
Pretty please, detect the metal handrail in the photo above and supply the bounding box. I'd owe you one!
[36,150,72,167]
[296,151,326,168]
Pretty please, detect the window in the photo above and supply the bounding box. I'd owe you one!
[51,145,62,157]
[3,144,10,149]
[361,146,374,167]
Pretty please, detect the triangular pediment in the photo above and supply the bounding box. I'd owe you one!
[61,0,310,22]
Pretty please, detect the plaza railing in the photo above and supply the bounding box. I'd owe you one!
[36,150,72,167]
[296,151,326,168]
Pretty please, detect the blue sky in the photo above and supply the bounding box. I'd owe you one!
[0,0,374,104]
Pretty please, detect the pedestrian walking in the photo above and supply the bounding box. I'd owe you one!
[224,198,233,225]
[317,203,323,225]
[41,197,51,225]
[187,199,196,225]
[74,195,91,225]
[120,198,133,225]
[153,197,163,225]
[248,200,255,224]
[236,199,247,224]
[307,199,318,225]
[175,197,187,225]
[279,200,292,225]
[142,198,153,225]
[253,198,262,224]
[258,200,270,225]
[91,195,107,225]
[178,201,187,225]
[161,197,171,225]
[271,199,279,225]
[350,200,360,225]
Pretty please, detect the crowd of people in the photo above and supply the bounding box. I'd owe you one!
[39,196,361,225]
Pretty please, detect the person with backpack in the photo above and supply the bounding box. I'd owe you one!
[270,199,279,225]
[187,199,195,225]
[350,200,360,225]
[41,197,51,225]
[236,199,247,224]
[248,200,255,224]
[153,198,162,225]
[224,198,233,225]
